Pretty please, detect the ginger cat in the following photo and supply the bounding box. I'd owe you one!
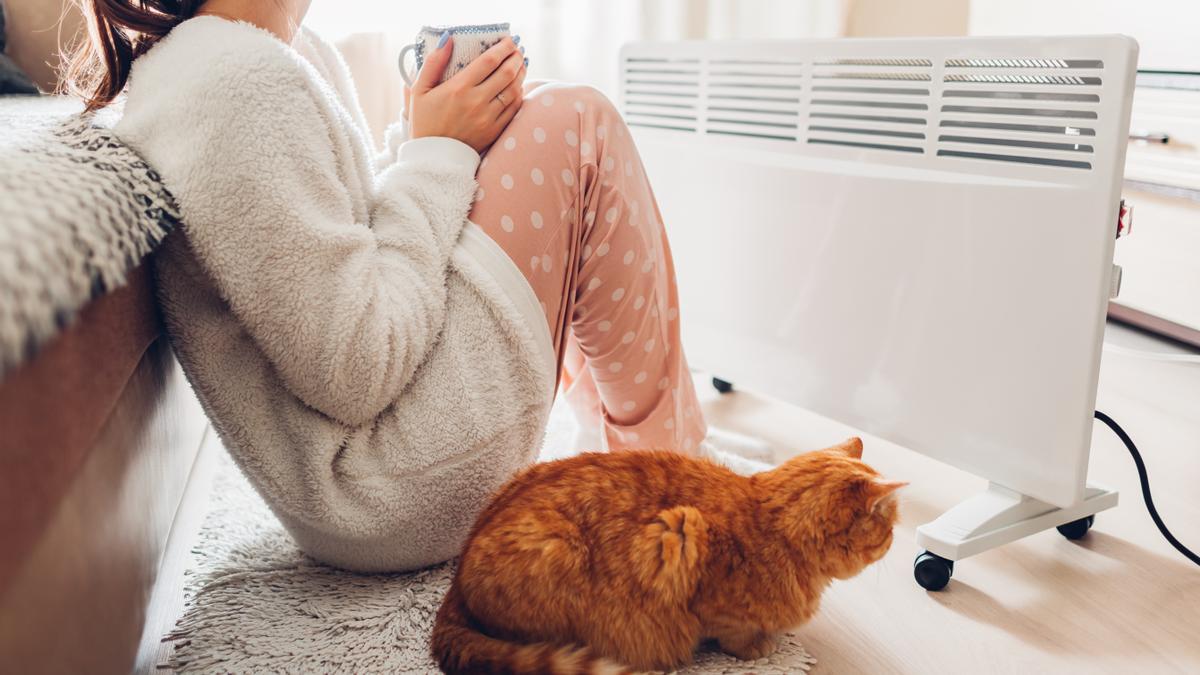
[431,437,904,674]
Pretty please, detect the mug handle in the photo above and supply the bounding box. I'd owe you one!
[398,44,418,87]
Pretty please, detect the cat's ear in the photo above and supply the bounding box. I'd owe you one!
[865,478,909,512]
[828,437,863,459]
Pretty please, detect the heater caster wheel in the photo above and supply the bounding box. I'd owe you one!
[1056,515,1095,540]
[712,377,734,394]
[914,551,954,591]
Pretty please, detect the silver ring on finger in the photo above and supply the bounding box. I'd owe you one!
[495,92,508,107]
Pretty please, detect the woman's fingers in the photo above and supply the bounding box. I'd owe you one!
[493,90,522,132]
[458,37,520,87]
[479,50,525,102]
[414,32,453,92]
[493,74,525,121]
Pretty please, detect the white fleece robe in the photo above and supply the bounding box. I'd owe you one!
[114,17,556,572]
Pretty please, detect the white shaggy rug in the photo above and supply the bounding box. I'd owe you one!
[163,403,817,673]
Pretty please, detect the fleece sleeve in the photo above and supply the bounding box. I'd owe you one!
[294,27,410,173]
[157,67,479,427]
[375,119,411,172]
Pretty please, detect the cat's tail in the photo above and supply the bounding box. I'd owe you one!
[431,583,630,675]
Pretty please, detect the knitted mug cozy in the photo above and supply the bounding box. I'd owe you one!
[398,23,513,87]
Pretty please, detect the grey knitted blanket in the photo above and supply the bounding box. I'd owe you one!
[0,96,180,378]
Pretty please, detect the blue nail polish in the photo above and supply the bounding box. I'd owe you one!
[437,30,450,49]
[513,34,521,45]
[519,45,526,55]
[523,57,529,67]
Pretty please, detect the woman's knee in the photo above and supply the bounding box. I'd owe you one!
[521,82,620,127]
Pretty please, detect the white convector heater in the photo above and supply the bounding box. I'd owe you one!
[619,35,1138,588]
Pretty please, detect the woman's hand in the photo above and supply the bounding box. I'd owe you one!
[408,35,526,153]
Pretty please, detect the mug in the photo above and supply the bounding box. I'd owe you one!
[398,23,514,87]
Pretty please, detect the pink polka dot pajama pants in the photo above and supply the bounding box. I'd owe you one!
[469,82,707,454]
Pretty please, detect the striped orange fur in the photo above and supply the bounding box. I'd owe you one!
[431,438,904,674]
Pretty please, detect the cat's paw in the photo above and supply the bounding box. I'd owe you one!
[719,631,781,661]
[653,506,705,569]
[638,506,707,600]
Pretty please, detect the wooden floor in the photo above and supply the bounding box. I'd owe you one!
[699,322,1200,675]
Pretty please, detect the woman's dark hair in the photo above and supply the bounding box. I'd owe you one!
[64,0,201,111]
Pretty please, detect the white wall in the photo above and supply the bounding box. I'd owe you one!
[846,0,968,37]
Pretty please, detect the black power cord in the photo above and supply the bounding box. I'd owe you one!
[1094,410,1200,567]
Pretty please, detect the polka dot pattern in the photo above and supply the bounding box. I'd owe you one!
[466,83,705,455]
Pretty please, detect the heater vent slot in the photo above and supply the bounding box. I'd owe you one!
[945,58,1103,69]
[941,105,1097,119]
[940,120,1096,136]
[943,90,1099,103]
[935,150,1091,169]
[936,55,1103,170]
[805,56,933,154]
[814,58,933,67]
[705,58,804,141]
[810,139,924,153]
[945,74,1101,86]
[622,56,701,133]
